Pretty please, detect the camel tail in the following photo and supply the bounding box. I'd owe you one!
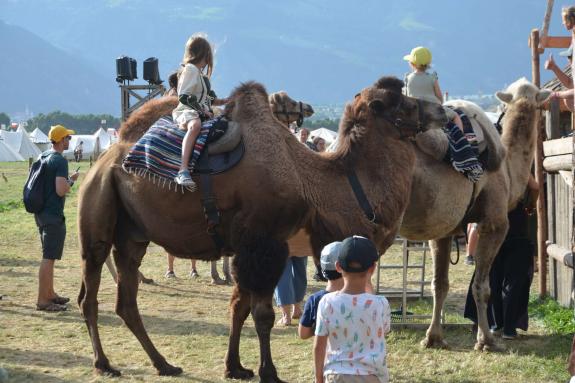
[118,96,178,143]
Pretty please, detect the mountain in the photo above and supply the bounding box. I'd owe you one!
[0,0,565,117]
[0,20,117,116]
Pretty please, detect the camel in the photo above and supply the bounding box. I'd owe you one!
[77,77,446,382]
[390,78,550,351]
[104,91,313,285]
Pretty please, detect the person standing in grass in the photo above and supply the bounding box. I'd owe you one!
[314,236,391,383]
[35,125,79,312]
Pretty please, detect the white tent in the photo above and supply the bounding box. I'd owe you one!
[309,127,338,145]
[0,128,42,160]
[63,135,100,160]
[93,128,112,150]
[29,128,50,143]
[0,139,25,161]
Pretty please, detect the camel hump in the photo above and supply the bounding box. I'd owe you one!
[119,96,179,143]
[444,100,506,171]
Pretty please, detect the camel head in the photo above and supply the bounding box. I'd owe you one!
[495,77,551,106]
[268,91,314,128]
[350,76,447,140]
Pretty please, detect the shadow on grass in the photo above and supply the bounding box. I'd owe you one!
[0,270,34,278]
[0,304,250,338]
[0,368,72,383]
[0,258,39,267]
[0,346,92,368]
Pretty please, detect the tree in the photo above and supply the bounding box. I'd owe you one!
[26,111,121,135]
[0,112,10,128]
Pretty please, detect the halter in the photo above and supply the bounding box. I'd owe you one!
[274,100,305,127]
[380,97,427,140]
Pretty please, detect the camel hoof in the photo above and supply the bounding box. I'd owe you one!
[420,336,449,349]
[474,341,502,352]
[94,363,121,377]
[259,376,287,383]
[157,364,183,376]
[211,277,227,285]
[225,365,255,380]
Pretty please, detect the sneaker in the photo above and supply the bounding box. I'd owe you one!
[174,170,197,189]
[190,269,199,279]
[464,255,475,265]
[165,270,176,278]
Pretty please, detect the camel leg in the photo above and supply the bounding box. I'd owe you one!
[78,243,119,376]
[472,220,507,352]
[224,285,255,380]
[421,237,452,349]
[251,291,286,383]
[211,260,226,285]
[223,256,233,283]
[113,238,182,376]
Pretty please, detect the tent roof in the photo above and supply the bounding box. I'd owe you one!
[309,127,338,144]
[29,128,50,143]
[0,129,42,159]
[93,128,112,149]
[0,139,25,161]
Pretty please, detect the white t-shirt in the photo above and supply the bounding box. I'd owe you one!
[315,292,391,382]
[172,63,210,125]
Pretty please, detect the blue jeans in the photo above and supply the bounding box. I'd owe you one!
[274,257,307,306]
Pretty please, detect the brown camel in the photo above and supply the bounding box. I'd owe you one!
[77,77,446,382]
[391,77,550,351]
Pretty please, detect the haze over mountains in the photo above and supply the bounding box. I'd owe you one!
[0,0,568,118]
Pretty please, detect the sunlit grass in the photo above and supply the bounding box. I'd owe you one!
[0,161,572,382]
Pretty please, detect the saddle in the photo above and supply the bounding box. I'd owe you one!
[415,100,505,172]
[122,116,244,182]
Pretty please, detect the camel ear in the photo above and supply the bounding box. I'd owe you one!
[368,99,386,114]
[536,89,552,104]
[495,91,513,104]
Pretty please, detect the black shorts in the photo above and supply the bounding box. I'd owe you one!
[35,213,66,260]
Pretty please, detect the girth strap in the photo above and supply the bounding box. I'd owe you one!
[347,170,381,224]
[198,151,225,251]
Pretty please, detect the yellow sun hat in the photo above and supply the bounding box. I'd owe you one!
[403,46,432,66]
[48,124,75,143]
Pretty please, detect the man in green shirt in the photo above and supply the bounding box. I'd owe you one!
[35,124,79,312]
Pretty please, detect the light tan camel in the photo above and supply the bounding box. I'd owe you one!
[77,77,446,382]
[394,78,550,351]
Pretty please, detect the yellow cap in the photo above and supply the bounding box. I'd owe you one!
[48,125,75,143]
[403,46,432,66]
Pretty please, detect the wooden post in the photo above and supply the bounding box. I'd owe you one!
[532,28,548,297]
[539,0,555,52]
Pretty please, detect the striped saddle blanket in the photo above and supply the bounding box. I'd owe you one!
[122,116,244,185]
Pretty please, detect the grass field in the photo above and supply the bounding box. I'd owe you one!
[0,160,573,382]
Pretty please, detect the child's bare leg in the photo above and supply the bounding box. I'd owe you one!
[175,118,201,187]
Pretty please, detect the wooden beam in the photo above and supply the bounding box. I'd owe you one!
[539,0,555,52]
[540,35,571,49]
[532,28,548,298]
[543,136,573,156]
[543,154,573,172]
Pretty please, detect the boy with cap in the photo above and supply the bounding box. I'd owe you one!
[35,124,79,312]
[314,236,391,383]
[298,241,345,340]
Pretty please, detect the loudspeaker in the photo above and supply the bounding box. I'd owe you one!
[143,57,162,85]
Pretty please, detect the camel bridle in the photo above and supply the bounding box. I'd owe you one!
[274,100,305,127]
[380,96,427,140]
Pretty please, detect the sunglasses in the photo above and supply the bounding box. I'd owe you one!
[65,136,72,141]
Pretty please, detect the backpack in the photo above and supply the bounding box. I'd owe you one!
[23,153,52,214]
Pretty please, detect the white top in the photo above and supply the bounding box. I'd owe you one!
[315,292,391,382]
[404,71,440,104]
[172,63,211,125]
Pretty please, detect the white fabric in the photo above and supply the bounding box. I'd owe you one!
[0,129,41,159]
[0,139,24,161]
[29,128,50,143]
[93,128,112,150]
[404,71,440,104]
[310,128,338,145]
[172,64,210,125]
[316,292,391,383]
[63,135,100,160]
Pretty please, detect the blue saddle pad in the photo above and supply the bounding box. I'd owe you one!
[122,116,244,185]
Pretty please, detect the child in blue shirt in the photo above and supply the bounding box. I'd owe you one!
[298,242,344,339]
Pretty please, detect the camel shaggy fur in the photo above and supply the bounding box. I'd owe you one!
[394,77,550,351]
[77,78,446,382]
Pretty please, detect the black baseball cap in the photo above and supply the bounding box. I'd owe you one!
[337,235,379,273]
